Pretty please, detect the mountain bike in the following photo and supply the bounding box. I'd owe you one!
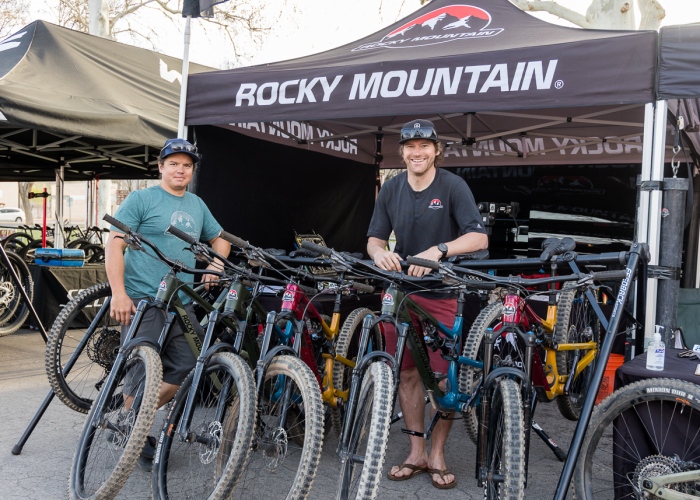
[409,241,636,498]
[298,241,509,500]
[220,236,377,500]
[68,215,256,500]
[459,239,630,461]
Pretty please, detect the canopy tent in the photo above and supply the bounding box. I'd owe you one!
[187,0,662,169]
[0,20,212,181]
[184,0,672,255]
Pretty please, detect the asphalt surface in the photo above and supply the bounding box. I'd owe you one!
[1,328,577,499]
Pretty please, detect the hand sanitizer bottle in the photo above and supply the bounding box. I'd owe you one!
[646,326,665,371]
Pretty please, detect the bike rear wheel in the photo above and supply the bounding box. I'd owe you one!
[45,282,118,413]
[573,377,700,499]
[69,345,162,499]
[554,282,601,421]
[482,378,525,500]
[332,307,381,437]
[231,355,324,500]
[153,352,257,499]
[337,360,393,500]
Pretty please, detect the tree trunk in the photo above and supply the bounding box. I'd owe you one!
[88,0,110,38]
[18,182,34,225]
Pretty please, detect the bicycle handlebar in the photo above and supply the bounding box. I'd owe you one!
[300,240,332,256]
[166,224,198,246]
[104,214,221,278]
[406,255,441,271]
[220,231,250,251]
[104,214,130,234]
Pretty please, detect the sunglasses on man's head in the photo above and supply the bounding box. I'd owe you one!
[162,140,197,153]
[400,126,437,142]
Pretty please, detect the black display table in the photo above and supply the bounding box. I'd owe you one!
[28,263,107,331]
[615,347,700,389]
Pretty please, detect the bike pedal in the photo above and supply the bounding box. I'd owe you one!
[400,428,426,438]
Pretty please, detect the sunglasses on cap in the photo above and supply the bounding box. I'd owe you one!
[161,139,197,154]
[399,125,438,143]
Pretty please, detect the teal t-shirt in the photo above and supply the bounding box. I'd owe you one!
[111,185,223,299]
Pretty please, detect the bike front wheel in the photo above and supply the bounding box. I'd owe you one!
[332,307,381,437]
[69,345,162,500]
[554,282,601,421]
[45,282,118,413]
[482,378,525,500]
[231,354,324,500]
[153,352,257,500]
[337,360,393,500]
[460,301,503,444]
[573,377,700,499]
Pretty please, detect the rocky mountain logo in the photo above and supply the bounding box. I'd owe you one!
[353,4,503,51]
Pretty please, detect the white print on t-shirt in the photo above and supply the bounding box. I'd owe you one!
[169,211,198,239]
[428,199,444,209]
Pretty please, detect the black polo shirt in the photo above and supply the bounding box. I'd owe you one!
[367,168,486,258]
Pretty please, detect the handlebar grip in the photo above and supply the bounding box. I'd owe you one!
[220,231,249,250]
[300,240,331,256]
[590,269,629,281]
[406,255,441,271]
[351,281,375,293]
[166,225,197,245]
[103,214,131,234]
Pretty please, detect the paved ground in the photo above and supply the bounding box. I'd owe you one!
[1,328,577,499]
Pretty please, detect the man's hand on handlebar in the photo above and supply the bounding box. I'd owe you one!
[202,263,222,289]
[372,248,403,272]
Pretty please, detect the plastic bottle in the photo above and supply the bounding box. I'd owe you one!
[646,326,665,371]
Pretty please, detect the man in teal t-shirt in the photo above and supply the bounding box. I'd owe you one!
[105,139,229,469]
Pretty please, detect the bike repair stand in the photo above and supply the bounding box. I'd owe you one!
[9,189,59,455]
[28,188,50,248]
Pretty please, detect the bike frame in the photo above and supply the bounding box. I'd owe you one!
[553,241,649,499]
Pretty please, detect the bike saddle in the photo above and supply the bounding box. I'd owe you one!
[539,237,576,262]
[448,248,489,263]
[289,248,319,258]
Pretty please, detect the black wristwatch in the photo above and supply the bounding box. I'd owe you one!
[438,242,448,260]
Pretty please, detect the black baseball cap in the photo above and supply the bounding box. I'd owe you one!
[159,138,201,163]
[399,119,439,144]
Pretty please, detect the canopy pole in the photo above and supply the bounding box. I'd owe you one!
[177,15,192,140]
[54,163,65,249]
[643,100,668,348]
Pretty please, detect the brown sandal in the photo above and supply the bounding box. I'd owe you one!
[427,467,456,489]
[386,463,427,481]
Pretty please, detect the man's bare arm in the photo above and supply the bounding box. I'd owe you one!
[104,230,135,325]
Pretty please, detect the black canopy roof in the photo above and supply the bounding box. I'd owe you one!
[186,0,659,168]
[0,20,212,180]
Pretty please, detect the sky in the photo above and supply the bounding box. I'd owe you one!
[23,0,700,69]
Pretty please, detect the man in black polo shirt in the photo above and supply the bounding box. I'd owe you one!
[367,119,488,489]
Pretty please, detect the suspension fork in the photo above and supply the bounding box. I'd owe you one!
[475,326,496,482]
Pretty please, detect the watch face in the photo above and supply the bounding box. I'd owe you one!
[438,243,448,256]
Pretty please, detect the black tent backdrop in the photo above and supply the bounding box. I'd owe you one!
[187,0,670,252]
[194,125,376,254]
[0,20,212,181]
